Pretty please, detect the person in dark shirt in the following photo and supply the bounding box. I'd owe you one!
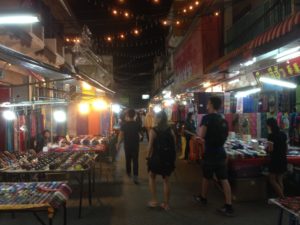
[266,118,287,198]
[35,130,51,153]
[184,112,196,161]
[194,96,234,217]
[117,109,140,184]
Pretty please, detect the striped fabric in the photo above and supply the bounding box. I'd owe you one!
[249,11,300,49]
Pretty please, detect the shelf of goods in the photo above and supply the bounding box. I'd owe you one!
[0,182,71,225]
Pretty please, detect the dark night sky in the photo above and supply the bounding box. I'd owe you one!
[67,0,173,103]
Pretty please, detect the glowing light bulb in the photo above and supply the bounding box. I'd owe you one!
[214,11,220,16]
[78,102,90,114]
[176,20,180,25]
[112,10,118,15]
[189,5,194,10]
[183,8,187,13]
[162,20,168,25]
[93,99,108,110]
[82,82,92,90]
[195,1,200,6]
[124,11,129,18]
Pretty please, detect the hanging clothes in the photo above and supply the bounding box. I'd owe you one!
[88,110,100,135]
[6,121,14,152]
[77,114,88,135]
[19,115,26,152]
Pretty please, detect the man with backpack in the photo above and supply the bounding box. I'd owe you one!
[194,96,234,216]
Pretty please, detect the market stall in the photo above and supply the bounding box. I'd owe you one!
[0,151,95,218]
[0,181,71,225]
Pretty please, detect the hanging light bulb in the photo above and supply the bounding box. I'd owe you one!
[176,20,181,26]
[124,11,130,18]
[82,82,92,90]
[133,28,140,36]
[195,1,200,6]
[214,11,220,16]
[183,8,187,13]
[120,33,125,40]
[78,102,90,114]
[189,5,194,10]
[2,110,16,121]
[162,20,168,26]
[112,9,118,15]
[106,36,112,42]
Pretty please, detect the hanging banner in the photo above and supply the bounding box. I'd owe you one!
[253,56,300,80]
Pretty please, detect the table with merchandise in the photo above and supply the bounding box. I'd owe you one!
[0,151,95,218]
[0,181,71,225]
[269,197,300,225]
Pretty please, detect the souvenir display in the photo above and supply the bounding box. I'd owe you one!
[0,182,71,208]
[0,151,94,172]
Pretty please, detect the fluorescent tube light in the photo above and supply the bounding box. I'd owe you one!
[0,15,39,24]
[240,58,256,67]
[235,88,261,98]
[275,46,300,59]
[228,79,239,84]
[259,77,297,88]
[276,51,300,62]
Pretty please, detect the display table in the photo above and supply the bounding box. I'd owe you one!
[269,197,300,225]
[0,182,71,225]
[0,151,96,218]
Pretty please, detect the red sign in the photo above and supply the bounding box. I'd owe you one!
[174,21,203,85]
[253,56,300,80]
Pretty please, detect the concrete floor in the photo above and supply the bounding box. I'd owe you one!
[0,142,287,225]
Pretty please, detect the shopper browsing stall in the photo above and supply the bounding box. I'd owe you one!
[35,129,51,153]
[266,118,288,198]
[194,96,234,217]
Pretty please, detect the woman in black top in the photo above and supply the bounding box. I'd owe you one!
[266,118,287,198]
[147,111,176,210]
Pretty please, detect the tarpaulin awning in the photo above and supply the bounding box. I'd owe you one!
[0,44,70,79]
[206,11,300,74]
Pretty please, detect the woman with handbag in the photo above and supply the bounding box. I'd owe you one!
[146,111,176,211]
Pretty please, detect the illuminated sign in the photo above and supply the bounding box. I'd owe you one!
[254,56,300,80]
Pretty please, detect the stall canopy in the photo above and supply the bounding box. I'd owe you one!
[206,11,300,75]
[0,44,115,95]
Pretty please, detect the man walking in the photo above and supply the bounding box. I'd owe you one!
[117,109,140,184]
[194,96,234,216]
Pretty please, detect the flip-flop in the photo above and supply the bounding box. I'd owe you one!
[147,201,158,208]
[160,203,170,211]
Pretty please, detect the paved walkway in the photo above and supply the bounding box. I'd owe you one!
[0,142,284,225]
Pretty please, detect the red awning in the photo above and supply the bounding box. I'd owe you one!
[206,11,300,74]
[249,11,300,49]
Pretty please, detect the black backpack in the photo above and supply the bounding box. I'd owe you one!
[206,114,228,147]
[149,128,176,171]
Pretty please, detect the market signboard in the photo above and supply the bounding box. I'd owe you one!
[253,56,300,80]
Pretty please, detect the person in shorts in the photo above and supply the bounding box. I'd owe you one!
[194,96,234,216]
